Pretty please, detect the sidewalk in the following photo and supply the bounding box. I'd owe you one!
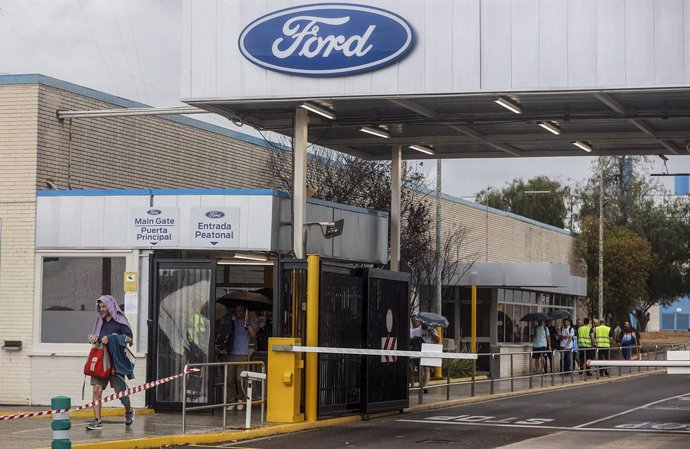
[0,368,663,449]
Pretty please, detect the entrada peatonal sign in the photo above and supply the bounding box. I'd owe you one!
[238,3,415,77]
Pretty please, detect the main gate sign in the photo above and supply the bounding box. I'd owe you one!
[238,3,415,77]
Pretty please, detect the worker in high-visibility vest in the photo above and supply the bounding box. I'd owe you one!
[577,317,593,375]
[594,318,613,376]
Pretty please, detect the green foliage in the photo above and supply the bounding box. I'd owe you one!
[445,358,472,379]
[575,156,690,328]
[475,176,569,228]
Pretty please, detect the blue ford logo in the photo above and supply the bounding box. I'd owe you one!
[238,3,415,77]
[205,210,225,219]
[147,209,161,215]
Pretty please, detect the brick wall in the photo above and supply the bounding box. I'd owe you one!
[36,84,276,191]
[427,194,585,277]
[0,84,39,404]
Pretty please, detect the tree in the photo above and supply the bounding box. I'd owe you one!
[475,176,569,228]
[265,146,477,312]
[576,156,690,331]
[575,216,656,323]
[408,224,477,314]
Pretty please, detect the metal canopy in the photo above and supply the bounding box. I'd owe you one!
[189,88,690,160]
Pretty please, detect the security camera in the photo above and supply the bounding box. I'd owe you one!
[240,370,267,381]
[658,154,669,162]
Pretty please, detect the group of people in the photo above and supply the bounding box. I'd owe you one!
[531,317,638,375]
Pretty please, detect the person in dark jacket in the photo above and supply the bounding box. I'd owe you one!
[85,295,134,431]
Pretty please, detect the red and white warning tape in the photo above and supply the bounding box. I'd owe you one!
[0,368,200,421]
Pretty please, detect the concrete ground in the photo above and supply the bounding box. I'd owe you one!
[0,367,671,449]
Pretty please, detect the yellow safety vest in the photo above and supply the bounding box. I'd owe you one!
[187,313,207,345]
[577,325,592,348]
[595,325,611,348]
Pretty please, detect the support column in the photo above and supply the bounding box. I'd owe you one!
[390,146,402,271]
[434,160,442,315]
[293,108,308,259]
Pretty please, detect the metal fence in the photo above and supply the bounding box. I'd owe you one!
[410,343,690,405]
[181,360,266,433]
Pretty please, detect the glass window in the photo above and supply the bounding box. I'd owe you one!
[504,289,513,303]
[41,256,126,343]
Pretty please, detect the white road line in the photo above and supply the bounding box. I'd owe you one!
[397,419,690,434]
[573,392,690,429]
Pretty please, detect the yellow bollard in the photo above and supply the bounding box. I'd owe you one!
[305,254,320,422]
[267,337,304,423]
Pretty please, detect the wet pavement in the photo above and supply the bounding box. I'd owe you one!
[0,366,667,449]
[0,405,266,449]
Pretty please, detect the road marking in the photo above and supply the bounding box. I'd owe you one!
[573,392,690,429]
[397,419,690,434]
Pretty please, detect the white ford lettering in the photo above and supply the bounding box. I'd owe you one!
[271,16,375,59]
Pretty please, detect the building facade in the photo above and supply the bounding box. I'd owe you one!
[1,74,583,406]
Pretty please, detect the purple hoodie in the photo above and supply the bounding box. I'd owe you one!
[90,295,132,339]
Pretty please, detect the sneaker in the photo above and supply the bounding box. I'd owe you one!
[125,409,134,428]
[85,418,103,430]
[237,404,245,411]
[226,405,236,411]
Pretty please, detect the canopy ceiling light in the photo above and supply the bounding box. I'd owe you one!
[360,126,390,138]
[494,97,522,114]
[300,102,335,120]
[408,144,435,155]
[572,141,592,153]
[233,253,269,262]
[537,121,561,135]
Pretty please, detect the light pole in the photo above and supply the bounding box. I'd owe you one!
[598,157,604,320]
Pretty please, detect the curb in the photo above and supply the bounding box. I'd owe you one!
[57,370,663,449]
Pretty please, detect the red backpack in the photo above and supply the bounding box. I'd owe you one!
[83,343,114,379]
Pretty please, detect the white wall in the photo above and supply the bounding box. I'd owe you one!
[183,0,690,100]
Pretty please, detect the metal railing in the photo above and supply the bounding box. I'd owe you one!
[181,360,266,433]
[410,343,689,404]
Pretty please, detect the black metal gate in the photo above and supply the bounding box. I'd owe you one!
[275,259,410,417]
[318,263,364,415]
[362,269,410,413]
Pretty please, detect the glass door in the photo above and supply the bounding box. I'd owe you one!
[150,260,215,410]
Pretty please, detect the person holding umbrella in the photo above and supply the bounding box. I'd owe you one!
[410,315,440,393]
[223,304,266,410]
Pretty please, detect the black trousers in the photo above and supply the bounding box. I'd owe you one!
[597,348,610,375]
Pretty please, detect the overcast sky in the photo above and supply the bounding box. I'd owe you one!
[1,0,684,199]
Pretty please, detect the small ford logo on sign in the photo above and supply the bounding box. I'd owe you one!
[205,211,225,219]
[238,3,414,77]
[147,209,162,215]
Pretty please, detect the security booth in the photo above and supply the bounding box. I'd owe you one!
[34,188,395,411]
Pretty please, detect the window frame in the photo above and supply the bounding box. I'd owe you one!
[33,250,137,355]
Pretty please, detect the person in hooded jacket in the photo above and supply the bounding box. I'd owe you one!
[85,295,134,431]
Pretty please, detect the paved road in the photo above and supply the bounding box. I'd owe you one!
[170,372,690,449]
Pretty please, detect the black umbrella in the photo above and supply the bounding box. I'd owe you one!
[519,312,551,322]
[548,310,571,320]
[217,290,272,311]
[415,312,449,329]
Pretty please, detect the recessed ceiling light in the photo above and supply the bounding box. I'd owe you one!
[360,126,391,138]
[300,102,335,120]
[538,121,561,135]
[572,141,592,152]
[408,144,435,155]
[494,97,522,114]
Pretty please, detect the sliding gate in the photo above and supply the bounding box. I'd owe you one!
[275,260,410,416]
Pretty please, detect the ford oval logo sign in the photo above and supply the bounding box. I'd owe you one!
[238,3,415,77]
[147,209,161,216]
[205,210,225,219]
